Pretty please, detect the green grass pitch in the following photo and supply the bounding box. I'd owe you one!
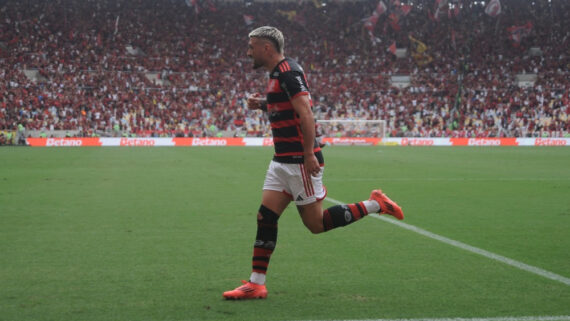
[1,146,569,321]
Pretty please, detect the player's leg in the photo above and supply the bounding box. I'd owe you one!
[223,161,291,300]
[296,200,325,233]
[297,190,403,233]
[295,165,403,233]
[297,198,379,233]
[250,190,290,285]
[223,190,291,300]
[223,190,290,300]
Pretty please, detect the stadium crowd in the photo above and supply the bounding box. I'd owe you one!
[0,0,568,141]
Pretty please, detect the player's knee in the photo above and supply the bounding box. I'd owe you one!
[255,205,279,249]
[258,204,280,224]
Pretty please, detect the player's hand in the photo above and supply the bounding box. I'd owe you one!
[304,154,321,177]
[247,93,266,110]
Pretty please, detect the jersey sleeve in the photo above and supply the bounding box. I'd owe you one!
[279,71,310,99]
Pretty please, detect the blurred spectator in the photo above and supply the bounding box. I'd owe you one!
[0,0,567,138]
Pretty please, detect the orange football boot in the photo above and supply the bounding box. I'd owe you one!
[223,280,268,300]
[369,189,404,220]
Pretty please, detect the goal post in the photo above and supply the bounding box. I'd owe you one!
[316,119,386,138]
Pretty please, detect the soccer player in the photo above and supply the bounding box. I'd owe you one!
[223,26,404,300]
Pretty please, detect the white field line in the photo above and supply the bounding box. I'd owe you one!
[325,178,570,182]
[325,197,570,287]
[303,316,570,321]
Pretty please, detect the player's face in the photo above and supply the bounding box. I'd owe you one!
[247,38,266,70]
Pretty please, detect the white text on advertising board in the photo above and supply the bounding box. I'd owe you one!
[535,138,567,146]
[192,138,227,146]
[402,138,435,146]
[46,138,83,147]
[468,138,501,146]
[120,138,156,146]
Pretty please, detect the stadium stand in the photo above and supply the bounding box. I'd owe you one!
[0,0,568,141]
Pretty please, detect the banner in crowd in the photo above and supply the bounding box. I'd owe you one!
[363,1,387,33]
[508,22,533,46]
[408,35,433,66]
[26,137,570,147]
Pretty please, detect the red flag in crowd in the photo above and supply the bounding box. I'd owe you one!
[387,1,411,31]
[376,1,388,15]
[243,14,254,26]
[485,0,501,17]
[507,22,533,46]
[363,1,387,34]
[388,41,397,55]
[364,13,379,31]
[389,13,400,31]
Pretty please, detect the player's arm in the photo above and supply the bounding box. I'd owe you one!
[291,94,320,177]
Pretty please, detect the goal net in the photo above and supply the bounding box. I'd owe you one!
[316,119,386,138]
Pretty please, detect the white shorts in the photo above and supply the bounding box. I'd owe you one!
[263,160,327,206]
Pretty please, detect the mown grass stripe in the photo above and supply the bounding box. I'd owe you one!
[326,197,570,287]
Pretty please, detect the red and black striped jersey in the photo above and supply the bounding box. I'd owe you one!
[265,58,324,165]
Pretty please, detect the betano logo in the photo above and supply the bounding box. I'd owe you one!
[401,138,434,146]
[468,138,501,146]
[120,138,155,146]
[192,138,227,146]
[330,137,370,145]
[46,138,83,147]
[535,138,567,146]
